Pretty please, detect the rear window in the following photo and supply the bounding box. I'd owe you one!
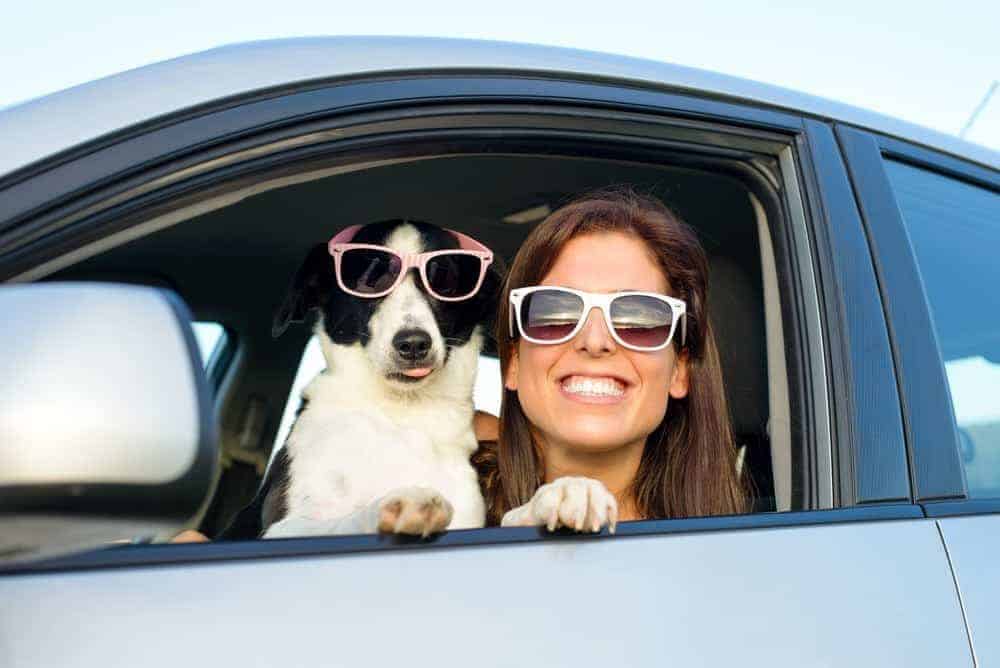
[884,160,1000,498]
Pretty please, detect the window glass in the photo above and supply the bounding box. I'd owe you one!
[192,321,227,367]
[884,160,1000,497]
[271,336,502,460]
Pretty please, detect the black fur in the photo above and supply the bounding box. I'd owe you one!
[273,220,500,351]
[217,447,291,540]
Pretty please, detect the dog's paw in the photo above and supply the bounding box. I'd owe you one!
[377,487,454,537]
[500,476,618,533]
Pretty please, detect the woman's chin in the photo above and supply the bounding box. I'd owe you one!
[553,421,640,454]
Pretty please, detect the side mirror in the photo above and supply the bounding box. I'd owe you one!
[0,283,218,563]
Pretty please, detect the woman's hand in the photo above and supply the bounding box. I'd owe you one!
[500,476,618,533]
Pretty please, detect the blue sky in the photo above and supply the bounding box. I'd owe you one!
[2,0,998,150]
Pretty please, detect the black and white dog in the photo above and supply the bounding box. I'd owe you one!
[223,220,499,539]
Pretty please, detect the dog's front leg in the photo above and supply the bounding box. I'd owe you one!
[263,486,454,539]
[373,486,453,537]
[500,476,618,533]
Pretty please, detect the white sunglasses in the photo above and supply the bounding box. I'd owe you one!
[509,286,687,352]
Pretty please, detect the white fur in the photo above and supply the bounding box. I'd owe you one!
[263,224,486,538]
[501,477,618,533]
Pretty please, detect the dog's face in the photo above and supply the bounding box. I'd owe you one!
[274,220,500,389]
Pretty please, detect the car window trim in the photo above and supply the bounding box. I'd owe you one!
[0,74,803,244]
[1,504,925,576]
[924,499,1000,518]
[803,120,911,505]
[835,125,1000,503]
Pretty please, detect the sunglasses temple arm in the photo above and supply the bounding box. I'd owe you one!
[327,224,363,253]
[449,229,493,256]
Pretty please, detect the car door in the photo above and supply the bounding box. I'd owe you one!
[839,126,1000,667]
[0,45,976,666]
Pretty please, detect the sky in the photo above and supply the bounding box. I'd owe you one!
[1,0,998,150]
[11,1,1000,429]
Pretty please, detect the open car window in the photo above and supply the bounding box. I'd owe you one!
[55,151,800,535]
[11,89,844,554]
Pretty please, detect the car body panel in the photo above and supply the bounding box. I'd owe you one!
[939,514,1000,667]
[0,36,996,182]
[0,519,972,667]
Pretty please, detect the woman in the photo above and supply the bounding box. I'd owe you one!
[474,187,748,531]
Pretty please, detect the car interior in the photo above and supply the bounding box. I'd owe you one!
[48,151,797,537]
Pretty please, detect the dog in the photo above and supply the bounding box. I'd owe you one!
[222,220,499,539]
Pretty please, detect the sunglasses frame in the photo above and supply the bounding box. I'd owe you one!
[509,285,687,351]
[327,224,493,301]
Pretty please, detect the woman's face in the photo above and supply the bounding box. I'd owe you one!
[505,232,689,457]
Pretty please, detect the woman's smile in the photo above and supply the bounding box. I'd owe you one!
[558,373,629,403]
[506,232,687,457]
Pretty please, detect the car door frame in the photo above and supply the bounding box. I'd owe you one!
[0,71,923,575]
[836,124,1000,517]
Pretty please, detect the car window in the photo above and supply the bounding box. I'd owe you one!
[271,335,502,462]
[192,321,227,367]
[883,160,1000,498]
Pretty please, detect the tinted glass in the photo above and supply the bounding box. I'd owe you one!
[521,289,584,340]
[340,248,401,293]
[885,160,1000,498]
[425,253,482,298]
[609,294,674,348]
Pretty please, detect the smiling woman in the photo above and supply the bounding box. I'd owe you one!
[476,188,750,528]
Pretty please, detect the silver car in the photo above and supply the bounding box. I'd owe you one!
[1,37,998,667]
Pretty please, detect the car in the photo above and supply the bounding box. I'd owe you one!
[0,36,997,667]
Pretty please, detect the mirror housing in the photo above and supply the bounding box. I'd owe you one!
[0,283,218,562]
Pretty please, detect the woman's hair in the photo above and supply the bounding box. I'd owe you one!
[475,187,749,524]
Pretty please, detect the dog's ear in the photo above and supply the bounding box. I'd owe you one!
[273,244,335,338]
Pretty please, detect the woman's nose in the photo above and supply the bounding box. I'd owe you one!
[575,307,616,355]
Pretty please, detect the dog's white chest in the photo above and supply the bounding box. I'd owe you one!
[280,377,484,530]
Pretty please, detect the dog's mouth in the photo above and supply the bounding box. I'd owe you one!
[386,364,437,384]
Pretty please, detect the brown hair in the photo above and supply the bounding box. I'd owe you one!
[475,187,749,524]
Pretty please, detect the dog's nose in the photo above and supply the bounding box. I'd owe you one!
[392,329,432,361]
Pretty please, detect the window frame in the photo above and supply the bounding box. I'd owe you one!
[0,73,917,575]
[836,124,1000,516]
[804,121,912,507]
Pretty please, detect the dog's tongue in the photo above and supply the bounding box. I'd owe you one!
[401,367,433,378]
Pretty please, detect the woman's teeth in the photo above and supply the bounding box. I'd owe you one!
[562,376,625,397]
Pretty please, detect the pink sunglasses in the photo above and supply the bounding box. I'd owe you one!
[327,225,494,301]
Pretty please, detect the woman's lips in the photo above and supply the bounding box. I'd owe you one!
[559,374,628,404]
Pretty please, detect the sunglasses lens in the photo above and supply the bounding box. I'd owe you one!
[425,253,483,298]
[339,248,401,294]
[610,295,674,348]
[521,289,585,341]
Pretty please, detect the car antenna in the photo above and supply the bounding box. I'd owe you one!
[959,80,998,139]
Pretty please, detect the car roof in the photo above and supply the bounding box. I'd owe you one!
[1,35,997,180]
